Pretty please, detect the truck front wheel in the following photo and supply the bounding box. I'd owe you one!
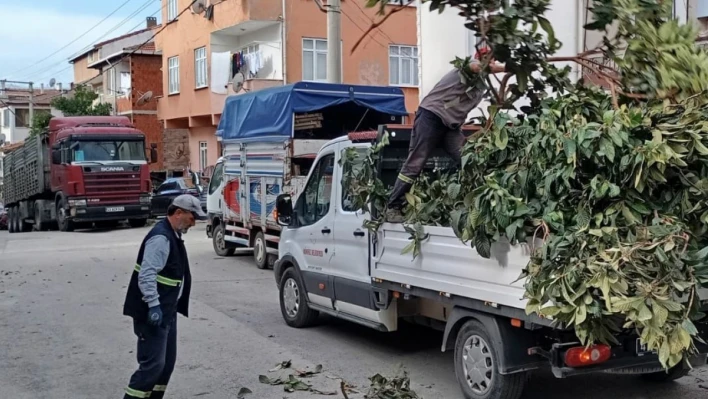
[56,199,74,232]
[454,320,526,399]
[279,268,319,328]
[254,231,268,269]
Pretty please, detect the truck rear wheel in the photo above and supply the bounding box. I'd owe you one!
[57,199,74,232]
[279,267,319,328]
[454,320,526,399]
[254,231,268,269]
[8,207,17,234]
[213,224,235,257]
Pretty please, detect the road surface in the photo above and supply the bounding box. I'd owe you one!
[0,224,707,398]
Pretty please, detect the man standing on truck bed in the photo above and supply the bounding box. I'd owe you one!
[386,49,506,223]
[122,195,206,399]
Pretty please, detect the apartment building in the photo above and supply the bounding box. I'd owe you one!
[0,88,64,144]
[155,0,419,173]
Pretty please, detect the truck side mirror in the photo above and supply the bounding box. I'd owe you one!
[150,144,158,164]
[276,194,293,226]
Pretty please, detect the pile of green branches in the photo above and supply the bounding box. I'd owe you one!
[345,0,708,368]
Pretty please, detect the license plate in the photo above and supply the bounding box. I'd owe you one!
[636,339,656,356]
[106,207,125,212]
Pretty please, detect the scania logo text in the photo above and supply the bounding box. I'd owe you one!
[100,167,125,172]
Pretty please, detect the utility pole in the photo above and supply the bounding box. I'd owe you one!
[29,82,34,128]
[326,0,342,83]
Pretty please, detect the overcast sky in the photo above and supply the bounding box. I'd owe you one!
[0,0,161,88]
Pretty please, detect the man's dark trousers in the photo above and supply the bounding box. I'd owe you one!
[124,317,177,399]
[387,107,466,209]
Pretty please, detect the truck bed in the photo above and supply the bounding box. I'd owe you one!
[2,135,49,205]
[372,223,534,310]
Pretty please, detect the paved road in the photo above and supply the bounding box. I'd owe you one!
[1,224,707,399]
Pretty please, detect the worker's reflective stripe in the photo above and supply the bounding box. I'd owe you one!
[134,264,181,287]
[398,173,414,184]
[125,387,151,398]
[153,385,167,392]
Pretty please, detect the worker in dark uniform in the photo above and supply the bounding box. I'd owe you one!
[386,50,506,223]
[122,194,206,399]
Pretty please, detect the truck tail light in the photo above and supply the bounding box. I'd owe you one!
[564,345,611,368]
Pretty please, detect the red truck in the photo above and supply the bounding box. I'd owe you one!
[2,116,157,232]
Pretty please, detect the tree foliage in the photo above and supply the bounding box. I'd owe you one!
[346,0,708,369]
[29,84,112,137]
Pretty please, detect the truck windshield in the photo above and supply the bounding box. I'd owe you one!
[70,140,145,162]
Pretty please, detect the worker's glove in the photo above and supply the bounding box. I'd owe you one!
[147,305,163,326]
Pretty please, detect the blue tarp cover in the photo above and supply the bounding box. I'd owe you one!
[216,81,408,142]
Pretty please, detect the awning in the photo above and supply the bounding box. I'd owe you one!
[216,81,409,142]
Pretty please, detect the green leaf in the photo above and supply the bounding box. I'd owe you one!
[638,303,653,322]
[495,129,509,150]
[575,304,587,325]
[448,183,461,199]
[475,231,492,259]
[537,16,556,48]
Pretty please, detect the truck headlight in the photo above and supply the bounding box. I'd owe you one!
[69,199,87,207]
[140,195,151,204]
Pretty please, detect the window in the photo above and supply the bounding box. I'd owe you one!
[120,72,131,94]
[341,148,368,212]
[208,162,224,195]
[195,47,208,88]
[167,0,178,21]
[168,56,180,94]
[14,109,30,128]
[389,45,419,87]
[199,141,208,172]
[300,153,335,226]
[302,38,328,82]
[2,109,9,127]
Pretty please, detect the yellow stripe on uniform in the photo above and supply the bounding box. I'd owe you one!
[134,264,181,287]
[125,387,151,398]
[398,173,415,184]
[153,385,167,392]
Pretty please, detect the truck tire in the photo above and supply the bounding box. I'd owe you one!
[279,267,319,328]
[454,320,526,399]
[640,365,690,382]
[128,219,148,228]
[34,204,44,232]
[213,224,235,257]
[254,231,268,269]
[8,207,17,234]
[56,199,74,232]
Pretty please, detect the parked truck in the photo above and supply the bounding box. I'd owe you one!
[273,125,708,399]
[206,82,409,269]
[2,116,157,233]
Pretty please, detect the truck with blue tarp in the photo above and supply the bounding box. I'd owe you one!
[206,81,409,269]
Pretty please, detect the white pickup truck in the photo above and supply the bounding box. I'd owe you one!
[273,125,708,399]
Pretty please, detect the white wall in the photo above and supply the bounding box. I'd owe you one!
[211,24,283,80]
[417,0,584,118]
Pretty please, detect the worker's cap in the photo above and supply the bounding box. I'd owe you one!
[171,194,207,220]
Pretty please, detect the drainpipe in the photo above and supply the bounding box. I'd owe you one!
[281,0,287,84]
[576,0,585,83]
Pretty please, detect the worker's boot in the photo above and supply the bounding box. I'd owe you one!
[385,208,405,223]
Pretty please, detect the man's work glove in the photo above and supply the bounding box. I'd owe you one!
[148,305,163,326]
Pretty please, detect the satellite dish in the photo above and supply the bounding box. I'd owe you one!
[136,91,154,106]
[191,0,206,13]
[49,78,56,88]
[232,72,245,93]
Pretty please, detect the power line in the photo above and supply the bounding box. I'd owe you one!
[6,0,139,79]
[21,0,159,82]
[33,3,163,85]
[349,0,396,45]
[28,1,197,106]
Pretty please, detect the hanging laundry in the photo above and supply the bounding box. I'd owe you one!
[211,51,231,94]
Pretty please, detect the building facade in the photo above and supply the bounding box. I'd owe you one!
[0,88,64,144]
[156,0,419,173]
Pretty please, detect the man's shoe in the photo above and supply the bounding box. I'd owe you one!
[385,208,405,223]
